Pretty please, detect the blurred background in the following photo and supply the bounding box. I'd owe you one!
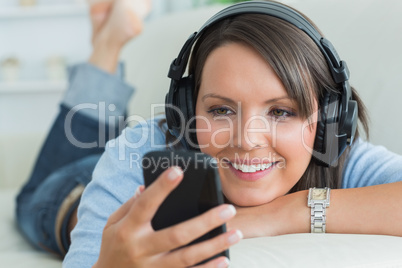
[1,0,402,190]
[0,0,237,189]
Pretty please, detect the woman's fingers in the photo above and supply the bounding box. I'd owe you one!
[192,256,230,268]
[164,229,243,268]
[143,204,237,255]
[133,185,145,199]
[105,185,144,226]
[127,166,183,225]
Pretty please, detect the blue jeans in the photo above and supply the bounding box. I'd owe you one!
[16,104,121,257]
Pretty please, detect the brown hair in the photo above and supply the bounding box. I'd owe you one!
[162,6,369,192]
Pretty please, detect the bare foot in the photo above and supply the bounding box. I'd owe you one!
[89,0,152,48]
[88,0,151,73]
[90,2,113,45]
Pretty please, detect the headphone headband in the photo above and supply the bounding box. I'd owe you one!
[168,1,349,85]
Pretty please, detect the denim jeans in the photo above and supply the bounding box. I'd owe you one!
[16,104,120,257]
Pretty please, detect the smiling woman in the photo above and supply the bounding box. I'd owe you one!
[13,0,402,267]
[63,1,402,267]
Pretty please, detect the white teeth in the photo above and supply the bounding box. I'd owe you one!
[231,162,274,173]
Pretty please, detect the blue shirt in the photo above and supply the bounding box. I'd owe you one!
[62,64,402,267]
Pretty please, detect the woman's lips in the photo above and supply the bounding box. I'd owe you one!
[225,160,277,182]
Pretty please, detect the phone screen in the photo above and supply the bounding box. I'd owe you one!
[142,150,229,262]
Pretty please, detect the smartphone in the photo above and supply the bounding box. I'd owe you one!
[142,150,229,263]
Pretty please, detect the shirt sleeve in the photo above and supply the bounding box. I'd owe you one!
[63,116,168,268]
[342,139,402,189]
[62,62,134,124]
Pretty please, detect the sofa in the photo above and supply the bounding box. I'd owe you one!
[2,187,402,267]
[2,1,402,267]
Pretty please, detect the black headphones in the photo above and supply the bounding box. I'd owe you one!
[165,0,358,167]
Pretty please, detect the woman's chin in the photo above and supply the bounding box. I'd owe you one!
[224,192,275,207]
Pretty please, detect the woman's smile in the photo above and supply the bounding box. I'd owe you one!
[227,160,277,182]
[217,157,280,182]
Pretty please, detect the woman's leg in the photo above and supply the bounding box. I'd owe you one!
[16,61,134,257]
[17,104,114,199]
[16,103,121,256]
[17,154,101,256]
[15,0,145,255]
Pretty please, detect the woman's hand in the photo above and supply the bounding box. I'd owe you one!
[93,166,242,268]
[88,0,152,73]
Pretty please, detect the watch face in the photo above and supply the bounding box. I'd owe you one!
[312,189,327,200]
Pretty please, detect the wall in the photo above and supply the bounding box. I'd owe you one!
[0,0,207,189]
[123,0,402,154]
[0,2,91,189]
[1,0,402,189]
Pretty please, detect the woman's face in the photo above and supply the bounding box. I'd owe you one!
[195,42,318,207]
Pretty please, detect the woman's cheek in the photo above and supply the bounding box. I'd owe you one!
[270,123,297,150]
[210,123,233,150]
[277,119,316,156]
[196,117,213,150]
[197,118,233,155]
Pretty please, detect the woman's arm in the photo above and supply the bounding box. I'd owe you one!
[229,141,402,238]
[229,182,402,238]
[328,182,402,235]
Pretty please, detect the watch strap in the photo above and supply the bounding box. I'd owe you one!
[308,187,330,233]
[310,201,327,233]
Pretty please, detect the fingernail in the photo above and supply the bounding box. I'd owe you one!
[227,230,243,244]
[219,205,236,220]
[217,257,230,268]
[139,185,145,193]
[168,166,182,181]
[134,186,143,198]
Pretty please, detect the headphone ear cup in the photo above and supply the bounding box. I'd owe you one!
[177,76,195,123]
[313,92,340,166]
[314,92,330,155]
[183,76,195,122]
[165,77,190,138]
[181,76,198,148]
[343,100,358,145]
[166,76,197,149]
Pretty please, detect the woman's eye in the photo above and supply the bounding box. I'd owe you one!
[269,108,295,120]
[216,108,228,115]
[208,107,234,117]
[272,109,285,116]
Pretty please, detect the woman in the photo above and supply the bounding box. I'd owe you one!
[66,1,402,267]
[18,1,402,268]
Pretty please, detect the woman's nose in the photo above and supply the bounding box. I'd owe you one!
[232,115,272,151]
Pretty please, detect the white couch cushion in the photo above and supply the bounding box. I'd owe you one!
[2,188,402,268]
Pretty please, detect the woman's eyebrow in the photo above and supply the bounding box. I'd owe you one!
[201,93,292,105]
[201,93,237,105]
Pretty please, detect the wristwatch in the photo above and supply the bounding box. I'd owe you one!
[307,187,330,233]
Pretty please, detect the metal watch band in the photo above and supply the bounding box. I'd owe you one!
[308,187,330,233]
[310,201,327,233]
